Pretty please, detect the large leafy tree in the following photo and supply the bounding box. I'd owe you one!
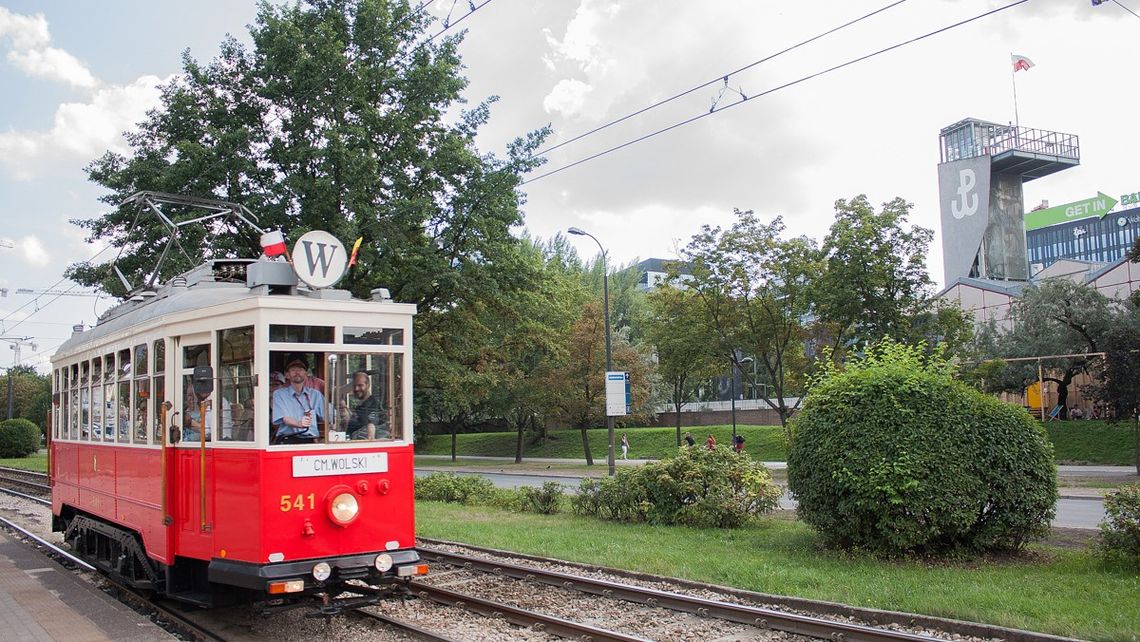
[1,366,50,429]
[984,279,1113,419]
[644,283,720,446]
[484,236,587,462]
[1085,302,1140,473]
[545,300,654,465]
[813,195,933,353]
[68,0,548,421]
[679,210,818,438]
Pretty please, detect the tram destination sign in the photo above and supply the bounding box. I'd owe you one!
[293,452,389,477]
[1024,192,1118,231]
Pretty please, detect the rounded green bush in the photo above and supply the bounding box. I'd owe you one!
[573,446,782,528]
[787,342,1057,555]
[1097,483,1140,569]
[0,418,40,458]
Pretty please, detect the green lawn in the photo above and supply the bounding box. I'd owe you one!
[417,502,1140,641]
[417,420,1137,466]
[416,425,789,460]
[1044,420,1138,466]
[0,453,47,472]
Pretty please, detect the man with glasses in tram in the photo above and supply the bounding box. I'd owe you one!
[271,356,325,444]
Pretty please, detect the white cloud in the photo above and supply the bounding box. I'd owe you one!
[0,7,96,88]
[0,7,50,50]
[543,78,592,117]
[8,46,96,88]
[0,75,167,179]
[18,235,49,267]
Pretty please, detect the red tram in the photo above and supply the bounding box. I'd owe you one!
[49,250,425,610]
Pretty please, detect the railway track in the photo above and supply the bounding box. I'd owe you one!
[0,465,50,496]
[416,539,1084,642]
[0,476,461,641]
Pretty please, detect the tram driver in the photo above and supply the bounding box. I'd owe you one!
[271,356,325,444]
[342,370,388,440]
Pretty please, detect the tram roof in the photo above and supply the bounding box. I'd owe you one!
[54,259,410,361]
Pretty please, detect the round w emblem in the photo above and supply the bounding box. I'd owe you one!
[292,231,348,288]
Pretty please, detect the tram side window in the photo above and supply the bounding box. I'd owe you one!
[52,369,60,440]
[79,361,91,441]
[69,364,79,441]
[113,349,129,442]
[133,344,149,443]
[152,339,166,444]
[182,344,228,442]
[60,368,69,440]
[219,327,254,442]
[327,352,403,443]
[91,359,103,441]
[102,354,115,443]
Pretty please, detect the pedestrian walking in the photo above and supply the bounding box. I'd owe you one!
[620,433,629,459]
[733,433,745,453]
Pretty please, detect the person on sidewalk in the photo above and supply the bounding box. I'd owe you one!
[684,432,696,447]
[620,433,630,459]
[706,433,716,450]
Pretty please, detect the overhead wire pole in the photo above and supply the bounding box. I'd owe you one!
[568,226,616,476]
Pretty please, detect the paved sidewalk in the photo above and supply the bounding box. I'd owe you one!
[416,455,1130,500]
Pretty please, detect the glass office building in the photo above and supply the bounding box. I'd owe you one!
[1026,205,1140,273]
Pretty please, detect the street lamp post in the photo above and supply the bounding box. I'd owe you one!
[568,226,616,476]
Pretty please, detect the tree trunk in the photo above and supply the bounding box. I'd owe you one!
[450,427,457,462]
[514,414,525,464]
[580,425,593,466]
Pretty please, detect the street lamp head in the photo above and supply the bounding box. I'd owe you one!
[567,227,586,236]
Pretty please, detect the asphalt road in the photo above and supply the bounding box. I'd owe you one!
[416,468,1108,529]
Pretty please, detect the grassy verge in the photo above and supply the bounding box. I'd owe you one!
[1044,420,1138,466]
[417,420,1137,466]
[416,425,789,460]
[417,502,1139,641]
[0,453,47,472]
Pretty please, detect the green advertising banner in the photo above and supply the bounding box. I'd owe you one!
[1024,192,1118,231]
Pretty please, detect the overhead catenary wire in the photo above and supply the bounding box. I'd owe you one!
[531,0,912,159]
[522,0,1033,185]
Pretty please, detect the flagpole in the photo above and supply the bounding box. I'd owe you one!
[1011,52,1020,129]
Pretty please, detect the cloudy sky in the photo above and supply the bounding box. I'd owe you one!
[1,0,1138,371]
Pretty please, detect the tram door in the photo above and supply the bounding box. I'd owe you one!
[170,339,215,559]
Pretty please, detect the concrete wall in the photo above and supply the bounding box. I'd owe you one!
[983,172,1029,280]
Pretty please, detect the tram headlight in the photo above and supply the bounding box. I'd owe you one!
[328,492,360,526]
[312,562,332,582]
[374,553,393,572]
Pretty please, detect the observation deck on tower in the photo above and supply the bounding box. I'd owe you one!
[939,118,1080,182]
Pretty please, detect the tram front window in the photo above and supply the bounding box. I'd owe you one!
[269,351,402,444]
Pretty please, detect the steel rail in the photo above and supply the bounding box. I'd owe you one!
[0,512,229,642]
[419,547,944,642]
[0,486,50,505]
[0,465,48,478]
[0,514,94,570]
[409,581,653,642]
[353,609,468,642]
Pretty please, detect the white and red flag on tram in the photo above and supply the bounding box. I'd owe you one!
[1011,54,1035,72]
[260,229,288,257]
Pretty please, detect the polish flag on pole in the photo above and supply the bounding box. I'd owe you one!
[260,229,288,257]
[1011,54,1035,72]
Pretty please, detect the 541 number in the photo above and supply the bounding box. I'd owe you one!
[280,493,315,512]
